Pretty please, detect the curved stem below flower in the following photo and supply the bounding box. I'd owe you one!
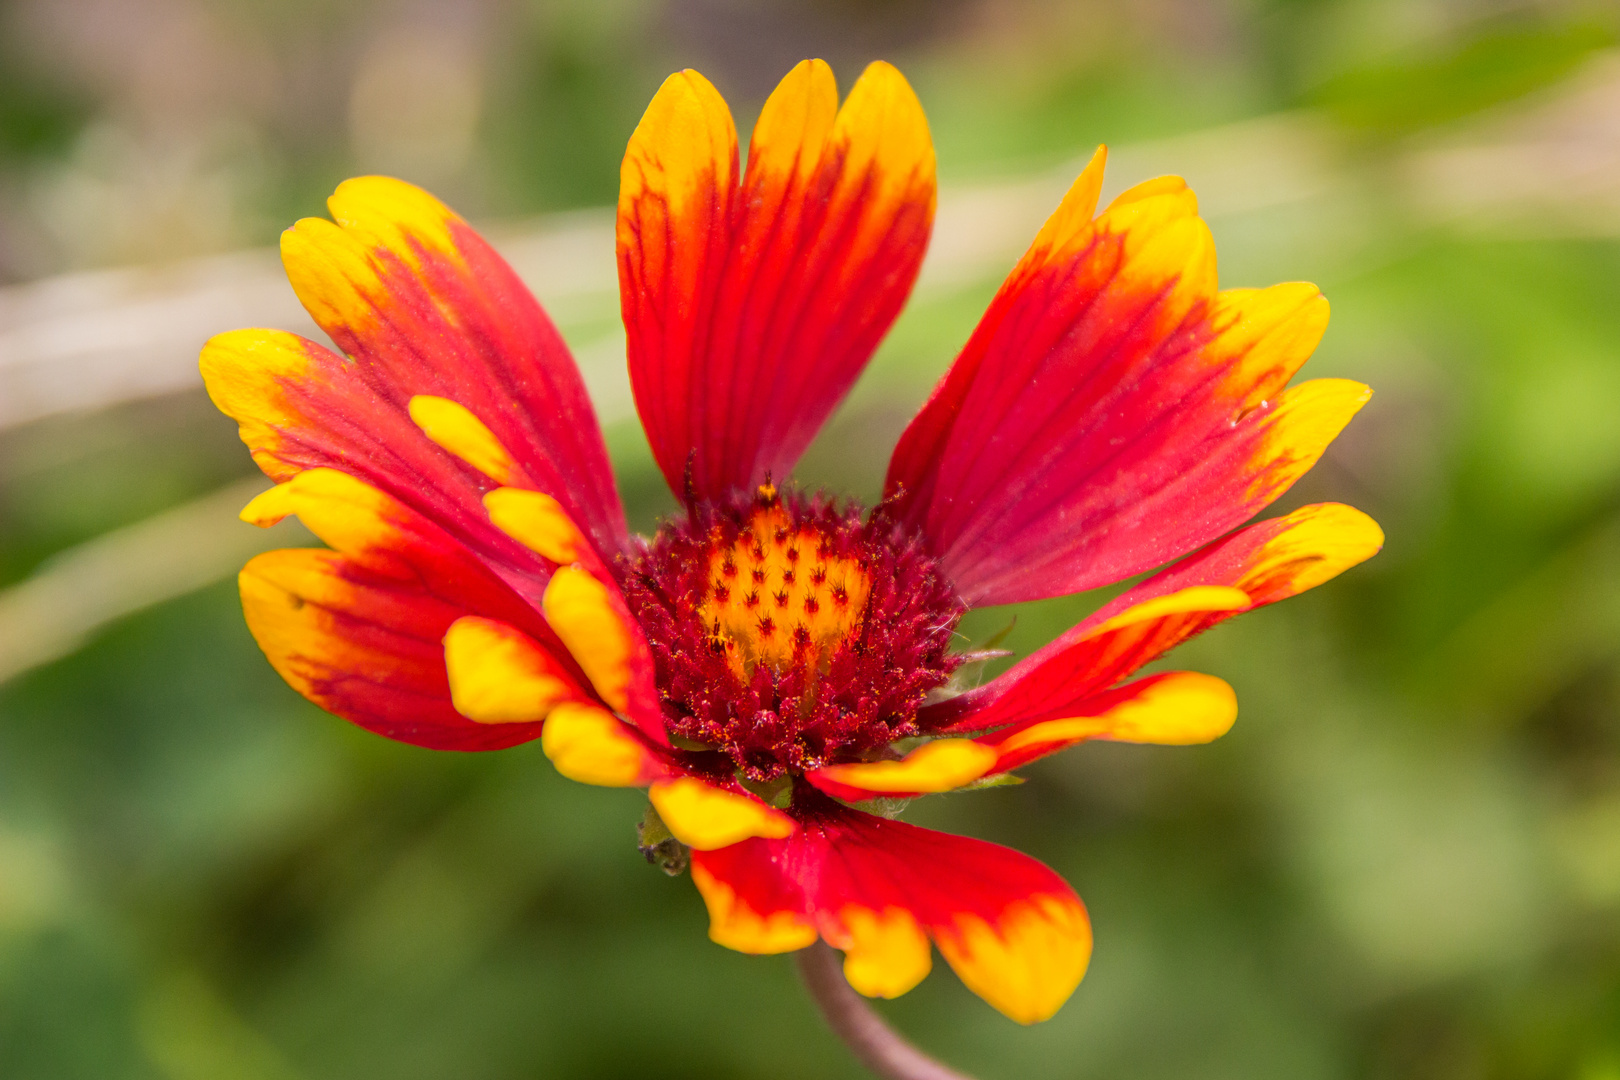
[795,942,977,1080]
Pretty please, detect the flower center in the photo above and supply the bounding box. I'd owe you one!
[623,485,963,781]
[697,488,873,680]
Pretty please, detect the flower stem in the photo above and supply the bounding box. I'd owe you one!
[795,942,977,1080]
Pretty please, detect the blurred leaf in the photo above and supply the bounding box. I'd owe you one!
[1306,19,1615,136]
[0,69,88,161]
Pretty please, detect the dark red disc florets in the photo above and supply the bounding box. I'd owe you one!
[622,485,964,781]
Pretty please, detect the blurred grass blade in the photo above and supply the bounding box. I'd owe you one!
[0,477,308,685]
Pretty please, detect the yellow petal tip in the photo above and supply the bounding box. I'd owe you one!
[649,777,795,851]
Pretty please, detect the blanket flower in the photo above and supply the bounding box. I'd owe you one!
[201,59,1381,1025]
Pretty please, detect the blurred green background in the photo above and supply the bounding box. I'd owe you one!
[5,0,1620,1077]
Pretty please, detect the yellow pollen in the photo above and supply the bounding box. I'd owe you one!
[698,502,871,678]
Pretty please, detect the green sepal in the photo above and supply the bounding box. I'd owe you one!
[960,772,1024,791]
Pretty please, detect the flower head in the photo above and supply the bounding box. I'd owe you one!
[201,59,1381,1026]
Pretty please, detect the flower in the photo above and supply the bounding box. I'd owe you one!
[200,59,1381,1026]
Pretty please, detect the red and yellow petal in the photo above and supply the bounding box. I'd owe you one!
[988,584,1253,709]
[203,175,626,612]
[648,777,796,850]
[477,488,655,732]
[236,470,581,750]
[926,503,1382,735]
[408,395,517,484]
[541,565,666,743]
[826,905,933,999]
[885,149,1360,606]
[933,894,1092,1025]
[880,147,1109,523]
[202,328,555,609]
[1086,500,1385,627]
[1205,281,1333,412]
[976,671,1237,775]
[442,616,590,723]
[810,672,1235,801]
[689,802,1090,1023]
[618,68,737,503]
[242,548,545,752]
[690,855,819,955]
[241,468,561,647]
[806,738,998,801]
[239,548,470,747]
[303,181,625,557]
[539,703,668,787]
[483,487,591,568]
[619,60,935,500]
